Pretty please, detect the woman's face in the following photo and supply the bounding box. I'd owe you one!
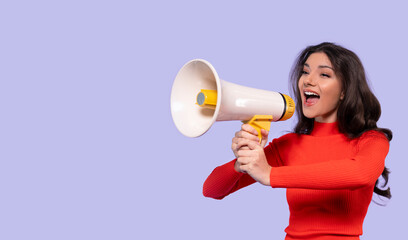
[298,52,344,123]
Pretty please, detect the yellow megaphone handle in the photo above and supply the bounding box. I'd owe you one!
[242,115,273,143]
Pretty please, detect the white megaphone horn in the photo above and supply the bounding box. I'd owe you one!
[170,59,295,140]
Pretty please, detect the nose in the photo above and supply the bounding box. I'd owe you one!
[303,72,317,86]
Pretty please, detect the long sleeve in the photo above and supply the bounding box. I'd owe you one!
[203,142,284,199]
[270,131,389,190]
[202,160,255,199]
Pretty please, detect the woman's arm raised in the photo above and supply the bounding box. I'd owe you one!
[202,124,270,199]
[269,132,389,190]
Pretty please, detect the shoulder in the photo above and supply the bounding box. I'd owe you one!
[270,132,301,148]
[356,130,390,149]
[264,132,300,166]
[359,130,389,142]
[274,132,299,142]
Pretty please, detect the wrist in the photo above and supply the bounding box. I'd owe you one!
[233,159,240,172]
[263,165,272,186]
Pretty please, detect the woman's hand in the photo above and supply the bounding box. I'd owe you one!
[235,139,272,186]
[231,124,269,158]
[231,124,271,186]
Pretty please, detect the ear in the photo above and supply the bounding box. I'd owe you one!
[340,91,345,100]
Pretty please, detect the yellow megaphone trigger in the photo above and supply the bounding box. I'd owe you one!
[242,115,273,143]
[196,89,217,109]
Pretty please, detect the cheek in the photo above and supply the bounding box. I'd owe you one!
[323,84,343,107]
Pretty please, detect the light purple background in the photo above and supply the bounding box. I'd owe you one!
[1,1,407,239]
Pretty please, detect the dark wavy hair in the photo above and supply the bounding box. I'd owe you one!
[290,42,392,199]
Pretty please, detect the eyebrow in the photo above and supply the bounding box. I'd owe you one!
[304,63,334,70]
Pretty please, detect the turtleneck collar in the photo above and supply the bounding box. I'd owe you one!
[310,121,341,137]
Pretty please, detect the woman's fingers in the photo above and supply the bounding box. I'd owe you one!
[235,130,252,139]
[241,124,258,136]
[236,156,251,165]
[236,132,259,142]
[260,129,269,147]
[236,148,253,157]
[236,140,271,186]
[236,138,260,150]
[235,126,259,142]
[233,124,268,158]
[261,129,269,139]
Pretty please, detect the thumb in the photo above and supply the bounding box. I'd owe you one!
[260,129,269,147]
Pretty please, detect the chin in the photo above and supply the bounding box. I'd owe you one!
[301,109,317,119]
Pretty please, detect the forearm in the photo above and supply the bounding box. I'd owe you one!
[270,158,384,190]
[203,160,255,199]
[269,132,389,190]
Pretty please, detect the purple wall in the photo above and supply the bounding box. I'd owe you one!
[1,1,406,239]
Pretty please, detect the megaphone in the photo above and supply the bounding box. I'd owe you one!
[170,59,295,140]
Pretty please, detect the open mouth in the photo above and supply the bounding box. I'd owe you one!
[304,91,320,105]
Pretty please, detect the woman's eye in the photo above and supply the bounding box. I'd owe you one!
[321,73,330,78]
[302,70,309,75]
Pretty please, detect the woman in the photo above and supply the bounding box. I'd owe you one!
[202,42,392,240]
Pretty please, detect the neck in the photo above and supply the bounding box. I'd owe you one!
[310,121,341,137]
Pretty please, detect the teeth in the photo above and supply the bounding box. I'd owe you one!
[305,91,319,96]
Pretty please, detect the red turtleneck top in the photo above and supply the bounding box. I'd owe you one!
[203,122,390,240]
